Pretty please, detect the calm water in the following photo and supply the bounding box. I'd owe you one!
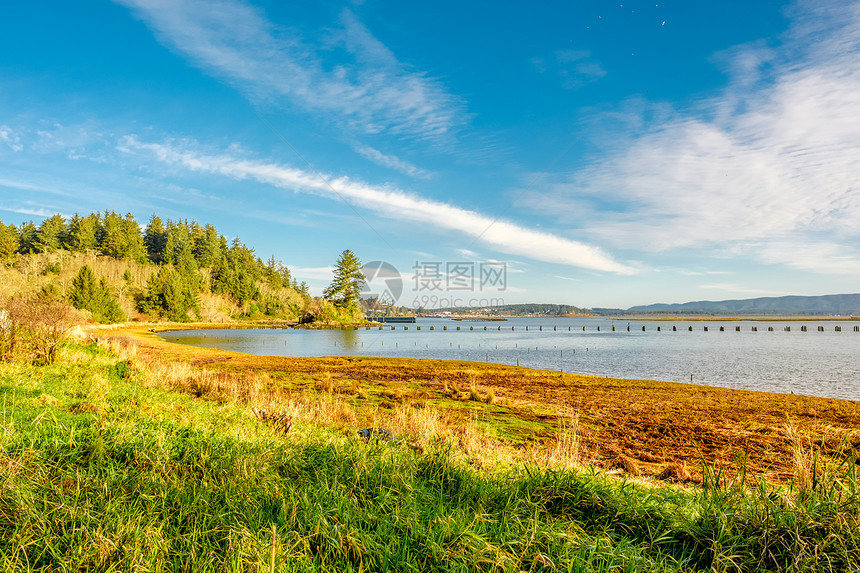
[161,317,860,401]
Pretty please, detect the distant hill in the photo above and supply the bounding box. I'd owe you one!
[432,303,588,316]
[621,293,860,316]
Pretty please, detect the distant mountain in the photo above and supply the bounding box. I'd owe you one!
[432,303,588,316]
[622,293,860,316]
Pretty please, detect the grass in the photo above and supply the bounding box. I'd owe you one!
[1,339,859,571]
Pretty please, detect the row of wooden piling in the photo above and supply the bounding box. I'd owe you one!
[364,324,858,332]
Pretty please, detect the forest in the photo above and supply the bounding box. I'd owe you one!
[0,211,361,325]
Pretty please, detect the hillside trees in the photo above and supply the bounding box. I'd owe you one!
[0,210,313,322]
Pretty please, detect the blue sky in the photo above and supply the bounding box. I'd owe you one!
[2,0,859,308]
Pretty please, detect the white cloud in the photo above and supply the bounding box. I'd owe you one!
[291,266,336,281]
[699,283,793,297]
[527,0,860,276]
[119,135,635,274]
[0,125,23,152]
[117,0,465,140]
[353,144,431,179]
[0,204,67,220]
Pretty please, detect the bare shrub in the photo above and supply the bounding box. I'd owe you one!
[1,293,81,364]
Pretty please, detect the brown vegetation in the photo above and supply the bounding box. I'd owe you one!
[95,324,860,485]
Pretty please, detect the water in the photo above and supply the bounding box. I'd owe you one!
[160,317,860,401]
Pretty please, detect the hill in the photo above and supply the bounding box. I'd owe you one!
[431,303,589,316]
[622,293,860,315]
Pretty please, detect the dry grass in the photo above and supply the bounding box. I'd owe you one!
[95,324,860,484]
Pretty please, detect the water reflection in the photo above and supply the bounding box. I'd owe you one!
[160,318,860,401]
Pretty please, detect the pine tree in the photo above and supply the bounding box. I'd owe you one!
[138,266,199,322]
[35,214,67,252]
[0,221,19,259]
[144,214,167,264]
[65,213,100,252]
[323,249,365,309]
[98,211,126,258]
[17,222,38,254]
[69,264,126,324]
[122,213,147,263]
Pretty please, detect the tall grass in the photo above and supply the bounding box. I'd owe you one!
[1,342,857,571]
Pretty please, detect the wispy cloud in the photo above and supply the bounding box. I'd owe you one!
[532,49,606,89]
[527,0,860,276]
[699,283,793,297]
[117,0,465,140]
[291,266,336,281]
[119,135,634,274]
[0,204,68,220]
[353,144,431,179]
[0,125,23,152]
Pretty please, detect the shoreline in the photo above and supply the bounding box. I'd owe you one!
[98,323,860,484]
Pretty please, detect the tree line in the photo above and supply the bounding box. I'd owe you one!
[0,211,312,322]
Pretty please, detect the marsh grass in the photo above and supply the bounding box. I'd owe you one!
[1,342,858,571]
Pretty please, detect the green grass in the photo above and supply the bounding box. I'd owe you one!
[1,343,858,571]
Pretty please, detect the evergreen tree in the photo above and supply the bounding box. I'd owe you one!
[0,221,19,259]
[144,214,167,264]
[192,224,224,268]
[69,264,126,324]
[98,211,126,258]
[17,222,38,254]
[35,214,67,252]
[211,238,261,305]
[122,213,147,263]
[65,213,100,252]
[323,250,365,308]
[138,266,199,322]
